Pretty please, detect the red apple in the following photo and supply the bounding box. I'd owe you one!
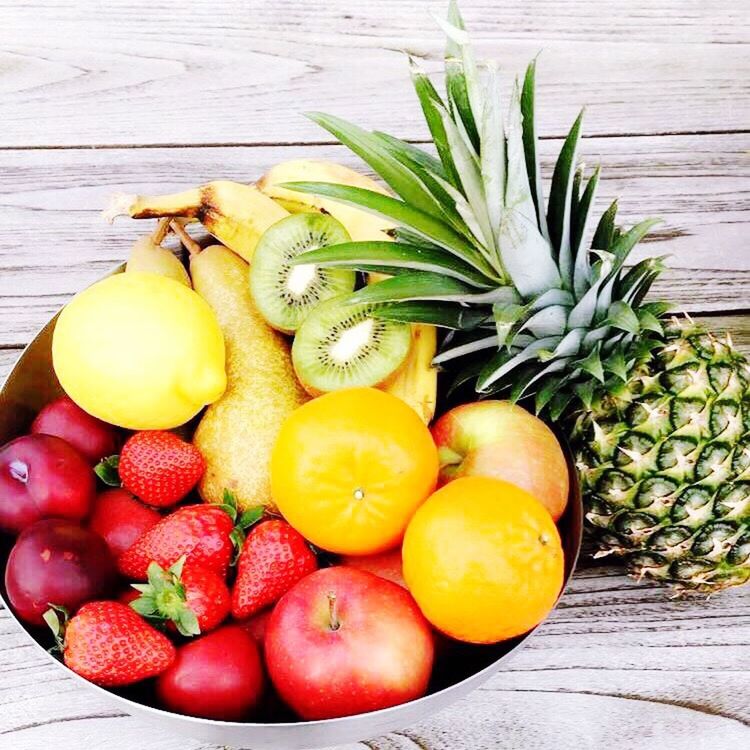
[5,519,117,626]
[431,401,569,521]
[31,396,118,464]
[156,625,264,720]
[0,434,96,534]
[265,566,434,720]
[88,488,161,559]
[340,548,406,588]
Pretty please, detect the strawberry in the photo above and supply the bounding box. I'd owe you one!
[118,431,205,508]
[232,519,318,620]
[45,601,175,687]
[129,558,231,636]
[117,494,262,581]
[118,504,235,581]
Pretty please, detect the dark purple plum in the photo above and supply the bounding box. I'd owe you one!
[31,396,119,464]
[5,519,117,626]
[0,434,95,534]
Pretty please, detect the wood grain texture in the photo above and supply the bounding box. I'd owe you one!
[0,566,748,750]
[1,0,748,147]
[0,133,748,347]
[2,1,749,748]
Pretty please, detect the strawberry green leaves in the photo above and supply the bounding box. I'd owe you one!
[94,455,120,487]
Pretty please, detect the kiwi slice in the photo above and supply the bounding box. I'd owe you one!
[249,213,355,333]
[292,294,412,395]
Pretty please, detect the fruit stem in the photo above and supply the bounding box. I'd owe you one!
[150,217,172,246]
[327,592,340,631]
[170,220,202,257]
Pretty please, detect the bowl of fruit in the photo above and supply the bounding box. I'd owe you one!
[0,7,612,749]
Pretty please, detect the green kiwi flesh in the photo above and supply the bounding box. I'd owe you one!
[292,294,412,394]
[249,213,355,333]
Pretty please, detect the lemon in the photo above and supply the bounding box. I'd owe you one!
[52,271,226,429]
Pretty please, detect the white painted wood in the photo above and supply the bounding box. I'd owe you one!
[0,133,747,346]
[2,1,749,748]
[1,0,748,147]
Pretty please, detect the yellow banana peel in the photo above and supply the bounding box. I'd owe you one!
[104,181,287,264]
[383,323,438,424]
[257,159,393,242]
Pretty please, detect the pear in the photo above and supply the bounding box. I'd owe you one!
[191,245,308,512]
[125,219,192,287]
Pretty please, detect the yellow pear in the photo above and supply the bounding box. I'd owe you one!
[125,219,192,287]
[191,245,308,512]
[52,272,226,429]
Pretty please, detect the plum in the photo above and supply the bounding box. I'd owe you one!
[5,519,117,626]
[31,396,119,464]
[0,434,95,534]
[88,488,161,559]
[156,626,264,720]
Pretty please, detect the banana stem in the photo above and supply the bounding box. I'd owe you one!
[170,220,202,257]
[103,188,204,222]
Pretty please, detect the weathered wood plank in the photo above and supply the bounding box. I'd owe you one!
[0,565,747,750]
[1,0,748,147]
[0,134,747,346]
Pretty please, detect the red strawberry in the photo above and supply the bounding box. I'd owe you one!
[119,431,205,508]
[232,519,318,620]
[89,488,161,559]
[118,505,235,581]
[129,558,231,636]
[47,601,175,687]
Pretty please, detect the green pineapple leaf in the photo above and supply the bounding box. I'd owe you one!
[592,199,618,249]
[520,57,548,239]
[346,272,478,304]
[546,109,584,285]
[281,181,497,277]
[409,58,460,185]
[295,241,493,288]
[376,301,490,330]
[571,166,601,298]
[305,112,443,219]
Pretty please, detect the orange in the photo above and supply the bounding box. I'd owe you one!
[402,476,564,644]
[270,388,438,555]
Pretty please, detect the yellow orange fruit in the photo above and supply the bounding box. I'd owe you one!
[402,476,564,644]
[270,388,438,555]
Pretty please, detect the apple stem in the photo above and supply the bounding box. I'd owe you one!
[327,592,340,631]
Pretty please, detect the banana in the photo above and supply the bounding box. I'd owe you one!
[104,181,287,263]
[383,323,438,424]
[257,159,393,242]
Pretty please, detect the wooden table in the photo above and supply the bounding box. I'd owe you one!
[1,1,749,748]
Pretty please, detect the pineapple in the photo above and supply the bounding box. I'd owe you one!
[286,2,750,592]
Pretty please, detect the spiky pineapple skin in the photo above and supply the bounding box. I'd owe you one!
[572,321,750,591]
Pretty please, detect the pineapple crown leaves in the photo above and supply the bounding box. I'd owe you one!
[283,0,669,418]
[128,557,201,637]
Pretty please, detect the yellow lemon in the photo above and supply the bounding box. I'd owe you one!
[52,271,226,429]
